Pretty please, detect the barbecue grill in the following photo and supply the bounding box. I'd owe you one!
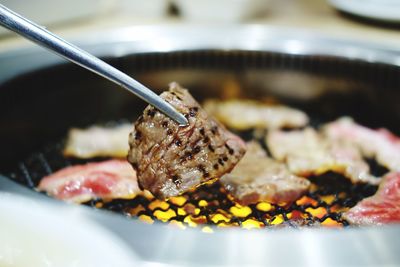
[0,25,400,266]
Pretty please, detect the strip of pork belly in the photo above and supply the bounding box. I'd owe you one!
[38,160,139,203]
[203,99,309,130]
[343,171,400,225]
[128,83,246,199]
[324,117,400,171]
[64,123,132,159]
[220,142,310,205]
[266,128,380,184]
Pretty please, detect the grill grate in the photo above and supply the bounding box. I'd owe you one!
[8,133,378,230]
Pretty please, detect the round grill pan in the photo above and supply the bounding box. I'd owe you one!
[0,26,400,266]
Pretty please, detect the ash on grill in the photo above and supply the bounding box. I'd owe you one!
[8,130,378,230]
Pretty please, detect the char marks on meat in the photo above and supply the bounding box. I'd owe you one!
[220,141,310,205]
[64,123,132,158]
[38,160,139,203]
[266,128,380,184]
[343,171,400,225]
[203,99,309,130]
[324,117,400,171]
[128,83,246,199]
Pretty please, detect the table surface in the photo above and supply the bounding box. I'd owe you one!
[0,0,399,52]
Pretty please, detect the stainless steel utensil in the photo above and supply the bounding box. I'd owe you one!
[0,4,188,126]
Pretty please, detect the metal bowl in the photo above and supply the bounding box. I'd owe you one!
[0,25,400,266]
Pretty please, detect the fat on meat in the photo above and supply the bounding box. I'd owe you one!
[343,171,400,225]
[203,99,309,130]
[220,141,310,205]
[63,123,132,158]
[324,117,400,171]
[38,160,139,203]
[266,128,380,184]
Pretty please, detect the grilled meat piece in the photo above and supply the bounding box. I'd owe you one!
[128,83,246,199]
[64,123,132,159]
[220,141,310,205]
[266,128,379,184]
[38,160,139,203]
[324,117,400,171]
[343,171,400,225]
[203,99,309,130]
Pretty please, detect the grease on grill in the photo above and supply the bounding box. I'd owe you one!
[8,128,379,230]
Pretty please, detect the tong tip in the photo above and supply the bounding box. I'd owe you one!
[153,97,189,126]
[172,111,189,126]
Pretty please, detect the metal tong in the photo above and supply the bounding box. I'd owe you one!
[0,4,188,126]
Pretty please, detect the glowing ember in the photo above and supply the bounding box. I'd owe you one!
[177,207,187,216]
[321,218,342,227]
[296,196,318,206]
[230,205,252,218]
[149,200,169,211]
[128,205,145,216]
[169,220,186,229]
[139,214,154,224]
[184,216,198,227]
[154,209,176,222]
[306,207,327,219]
[321,195,335,205]
[169,196,187,206]
[256,202,272,212]
[242,219,263,229]
[198,200,208,207]
[97,178,374,230]
[211,213,231,223]
[202,226,214,233]
[270,215,284,225]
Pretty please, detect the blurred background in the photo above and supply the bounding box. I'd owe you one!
[0,0,399,50]
[0,1,400,266]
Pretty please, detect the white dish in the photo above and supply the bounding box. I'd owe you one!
[116,0,169,18]
[0,0,106,35]
[328,0,400,23]
[0,193,138,267]
[174,0,270,22]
